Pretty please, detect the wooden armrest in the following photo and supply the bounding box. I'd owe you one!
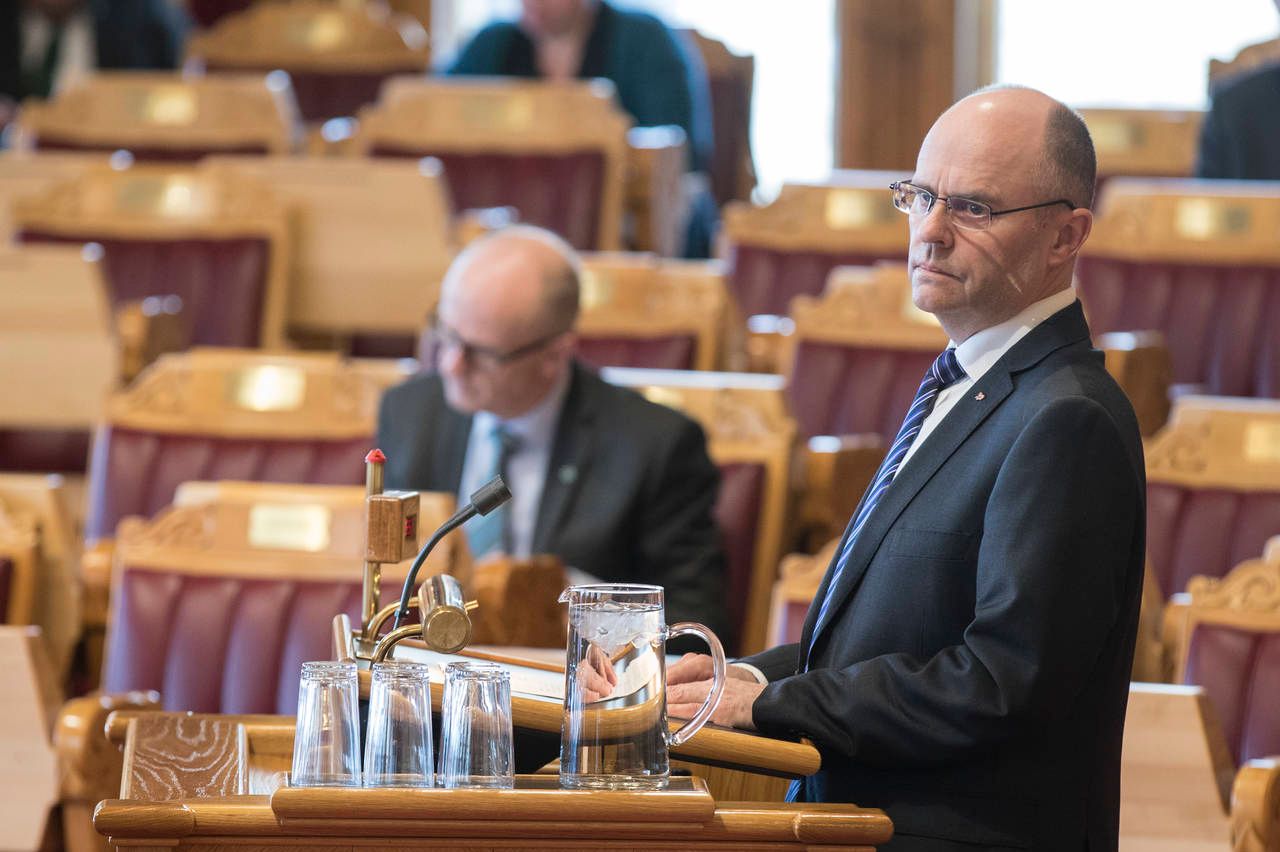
[455,206,519,247]
[114,298,187,383]
[744,314,794,374]
[80,539,115,631]
[1231,757,1280,852]
[795,435,885,553]
[55,692,160,799]
[1097,330,1171,437]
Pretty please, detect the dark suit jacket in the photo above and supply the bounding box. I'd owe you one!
[0,0,188,101]
[376,361,730,644]
[743,302,1146,851]
[447,0,713,174]
[1196,63,1280,180]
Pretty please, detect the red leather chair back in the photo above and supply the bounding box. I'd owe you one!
[727,245,899,318]
[371,146,607,250]
[188,0,255,28]
[0,429,91,474]
[1075,257,1280,398]
[85,427,371,540]
[206,64,396,122]
[575,336,696,372]
[1182,623,1280,765]
[713,461,765,655]
[1146,483,1280,596]
[103,564,363,713]
[787,342,936,442]
[19,231,270,348]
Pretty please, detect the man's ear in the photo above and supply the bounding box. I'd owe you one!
[1049,208,1093,267]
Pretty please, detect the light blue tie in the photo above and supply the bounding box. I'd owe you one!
[464,422,515,558]
[785,347,965,802]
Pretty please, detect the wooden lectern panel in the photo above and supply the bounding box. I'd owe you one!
[94,711,893,850]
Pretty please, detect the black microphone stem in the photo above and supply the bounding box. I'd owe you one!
[391,511,468,631]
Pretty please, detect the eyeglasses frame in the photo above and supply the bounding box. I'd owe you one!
[889,180,1076,230]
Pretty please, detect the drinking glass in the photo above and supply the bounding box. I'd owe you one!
[363,661,434,787]
[290,661,361,787]
[438,662,514,788]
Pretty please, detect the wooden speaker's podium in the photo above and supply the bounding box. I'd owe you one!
[92,645,894,850]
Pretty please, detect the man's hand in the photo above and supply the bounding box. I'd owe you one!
[668,675,765,731]
[668,652,759,685]
[668,653,766,730]
[575,642,618,702]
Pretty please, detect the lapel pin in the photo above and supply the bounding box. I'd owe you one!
[974,391,986,401]
[558,464,578,485]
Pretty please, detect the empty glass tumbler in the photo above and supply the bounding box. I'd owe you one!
[290,661,361,787]
[363,660,434,787]
[438,662,514,789]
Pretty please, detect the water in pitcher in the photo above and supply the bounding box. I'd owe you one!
[560,600,669,789]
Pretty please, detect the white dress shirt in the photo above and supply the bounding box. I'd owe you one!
[733,288,1080,681]
[457,370,570,559]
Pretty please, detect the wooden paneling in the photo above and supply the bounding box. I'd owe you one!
[836,0,957,171]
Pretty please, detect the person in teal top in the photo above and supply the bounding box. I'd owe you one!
[448,0,717,255]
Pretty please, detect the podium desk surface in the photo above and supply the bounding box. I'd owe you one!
[96,778,893,850]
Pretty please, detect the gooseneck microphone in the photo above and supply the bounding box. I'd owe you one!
[390,475,512,631]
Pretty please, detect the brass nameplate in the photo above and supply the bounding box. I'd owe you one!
[826,190,892,229]
[114,175,205,218]
[1244,422,1280,462]
[461,96,534,131]
[1089,118,1143,152]
[126,87,198,126]
[1175,199,1251,239]
[579,269,613,310]
[248,503,332,552]
[227,366,307,412]
[290,13,348,49]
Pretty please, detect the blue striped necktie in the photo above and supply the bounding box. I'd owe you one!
[785,347,965,802]
[464,423,517,558]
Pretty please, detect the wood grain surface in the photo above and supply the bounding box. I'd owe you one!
[120,715,248,801]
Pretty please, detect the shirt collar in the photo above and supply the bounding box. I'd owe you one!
[951,287,1078,383]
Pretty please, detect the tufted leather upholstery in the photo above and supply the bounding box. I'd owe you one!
[787,342,938,442]
[576,336,696,371]
[0,428,91,474]
[1075,257,1280,398]
[188,0,255,28]
[1182,623,1280,765]
[1146,483,1280,596]
[85,427,371,541]
[103,565,363,713]
[30,138,269,162]
[206,64,395,122]
[19,232,271,348]
[371,146,607,250]
[713,461,764,654]
[0,556,11,624]
[727,245,899,318]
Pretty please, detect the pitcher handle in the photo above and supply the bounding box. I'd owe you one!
[664,621,726,747]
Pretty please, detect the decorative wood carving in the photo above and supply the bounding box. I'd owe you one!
[1087,178,1280,264]
[1145,396,1280,490]
[1187,559,1280,612]
[788,262,945,352]
[188,0,430,71]
[105,348,412,437]
[723,172,908,254]
[15,72,296,153]
[1209,36,1280,89]
[1080,108,1201,180]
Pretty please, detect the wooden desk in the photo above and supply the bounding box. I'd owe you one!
[95,712,893,850]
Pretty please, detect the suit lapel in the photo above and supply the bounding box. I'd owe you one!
[431,405,471,493]
[804,301,1092,655]
[532,365,595,553]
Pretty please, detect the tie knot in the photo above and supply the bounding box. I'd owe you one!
[931,348,966,388]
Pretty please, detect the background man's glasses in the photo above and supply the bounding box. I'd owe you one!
[889,180,1075,231]
[429,315,565,371]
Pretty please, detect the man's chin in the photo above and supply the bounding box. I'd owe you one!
[441,384,481,415]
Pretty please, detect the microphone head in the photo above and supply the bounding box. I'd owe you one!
[470,475,511,516]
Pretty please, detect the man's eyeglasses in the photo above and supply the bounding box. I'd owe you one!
[889,181,1075,231]
[429,314,566,370]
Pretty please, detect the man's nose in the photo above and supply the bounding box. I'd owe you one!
[912,199,954,247]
